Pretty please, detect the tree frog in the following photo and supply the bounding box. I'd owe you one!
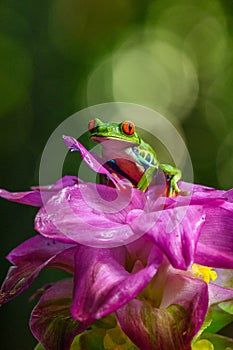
[88,118,182,197]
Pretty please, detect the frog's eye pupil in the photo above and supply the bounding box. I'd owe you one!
[88,119,95,132]
[122,121,135,135]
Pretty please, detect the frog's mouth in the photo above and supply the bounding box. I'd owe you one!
[90,135,137,147]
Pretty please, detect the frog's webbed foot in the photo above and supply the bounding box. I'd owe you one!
[159,163,182,197]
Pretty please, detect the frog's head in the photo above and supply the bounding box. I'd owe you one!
[88,118,141,145]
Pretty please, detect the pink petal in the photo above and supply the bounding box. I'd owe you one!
[31,175,79,191]
[208,283,233,306]
[129,205,205,269]
[63,135,126,189]
[71,244,162,323]
[35,183,145,247]
[0,236,75,305]
[116,274,208,350]
[195,207,233,268]
[0,176,79,207]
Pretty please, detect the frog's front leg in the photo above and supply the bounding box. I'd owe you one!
[159,164,182,197]
[137,166,158,192]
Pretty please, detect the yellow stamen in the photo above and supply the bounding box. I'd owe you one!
[191,263,218,284]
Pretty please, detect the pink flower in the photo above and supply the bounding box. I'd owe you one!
[1,136,233,349]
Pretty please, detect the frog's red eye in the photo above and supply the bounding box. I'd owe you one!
[122,121,135,135]
[88,119,96,132]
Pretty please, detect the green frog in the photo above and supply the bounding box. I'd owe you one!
[88,118,182,197]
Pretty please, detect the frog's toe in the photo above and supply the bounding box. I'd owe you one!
[171,181,181,194]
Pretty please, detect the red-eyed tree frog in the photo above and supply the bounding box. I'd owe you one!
[88,118,182,197]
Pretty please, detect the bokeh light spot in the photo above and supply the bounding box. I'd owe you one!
[0,32,32,117]
[112,31,198,121]
[216,132,233,189]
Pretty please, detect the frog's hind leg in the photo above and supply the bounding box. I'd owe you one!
[159,164,182,197]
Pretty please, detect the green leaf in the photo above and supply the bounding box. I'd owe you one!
[71,329,106,350]
[94,314,117,330]
[103,327,139,350]
[34,344,45,350]
[204,308,233,334]
[219,300,233,315]
[71,320,139,350]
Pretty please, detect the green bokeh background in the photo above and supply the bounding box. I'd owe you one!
[0,0,232,349]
